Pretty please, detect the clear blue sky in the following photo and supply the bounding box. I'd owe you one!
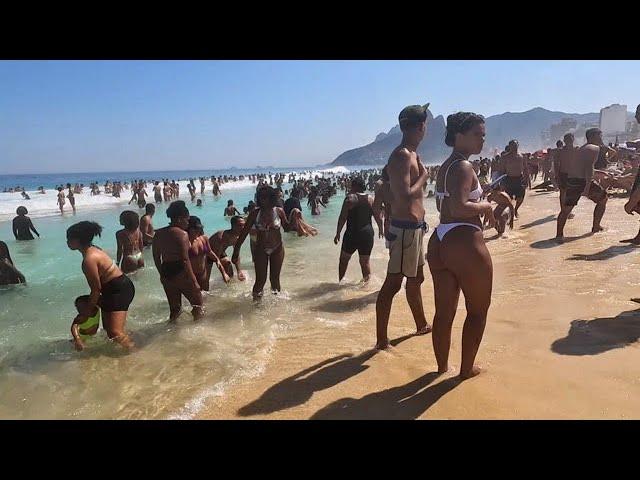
[1,60,638,174]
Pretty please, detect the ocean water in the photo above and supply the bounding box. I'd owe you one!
[0,164,437,419]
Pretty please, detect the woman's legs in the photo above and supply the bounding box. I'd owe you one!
[161,278,183,321]
[269,244,285,293]
[358,254,370,282]
[338,250,352,281]
[427,232,461,373]
[439,228,492,379]
[102,311,135,349]
[253,249,269,299]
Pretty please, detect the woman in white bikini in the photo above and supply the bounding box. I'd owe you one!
[116,210,145,274]
[426,112,495,380]
[233,186,289,300]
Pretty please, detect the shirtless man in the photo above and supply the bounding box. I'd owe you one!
[372,166,393,245]
[140,203,156,247]
[556,134,576,211]
[56,187,66,214]
[556,128,608,241]
[207,215,247,281]
[153,181,163,203]
[502,140,527,218]
[375,104,431,350]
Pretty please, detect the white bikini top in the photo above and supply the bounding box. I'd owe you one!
[435,157,483,202]
[255,207,281,231]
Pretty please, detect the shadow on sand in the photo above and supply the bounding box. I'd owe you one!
[530,232,593,249]
[311,291,379,313]
[567,245,638,261]
[519,214,556,230]
[551,308,640,356]
[310,372,461,419]
[236,334,415,417]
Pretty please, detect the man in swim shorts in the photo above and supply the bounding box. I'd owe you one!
[556,128,608,241]
[374,104,432,349]
[502,140,527,218]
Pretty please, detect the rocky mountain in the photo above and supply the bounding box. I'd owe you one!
[330,107,632,166]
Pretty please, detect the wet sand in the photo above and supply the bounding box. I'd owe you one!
[199,188,640,419]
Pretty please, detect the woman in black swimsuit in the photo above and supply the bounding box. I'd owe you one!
[67,221,135,350]
[334,177,382,282]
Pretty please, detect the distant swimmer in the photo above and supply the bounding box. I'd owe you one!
[57,187,66,214]
[208,215,247,282]
[152,201,204,321]
[116,210,145,274]
[502,140,527,218]
[224,200,241,217]
[0,241,26,286]
[334,176,382,283]
[555,128,608,242]
[21,191,30,200]
[375,104,432,350]
[66,221,135,350]
[427,112,494,379]
[140,204,156,247]
[12,206,40,240]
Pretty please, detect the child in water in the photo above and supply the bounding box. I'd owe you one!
[70,295,101,351]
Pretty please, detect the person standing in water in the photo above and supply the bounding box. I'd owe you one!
[140,204,156,247]
[334,176,382,282]
[152,201,204,321]
[0,241,26,285]
[153,181,163,203]
[233,186,289,300]
[57,187,66,214]
[187,216,229,291]
[427,112,494,380]
[224,200,241,217]
[66,183,76,214]
[555,128,608,242]
[208,215,247,281]
[12,207,40,240]
[66,221,135,350]
[375,104,432,350]
[116,211,145,274]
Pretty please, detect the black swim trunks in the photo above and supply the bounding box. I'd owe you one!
[99,274,135,312]
[160,260,185,279]
[564,178,607,207]
[558,171,568,189]
[504,175,525,199]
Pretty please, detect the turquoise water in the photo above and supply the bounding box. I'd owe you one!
[1,166,432,419]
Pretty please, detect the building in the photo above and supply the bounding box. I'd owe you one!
[599,104,627,135]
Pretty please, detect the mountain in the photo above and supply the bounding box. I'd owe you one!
[330,107,630,166]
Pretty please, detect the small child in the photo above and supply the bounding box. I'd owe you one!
[70,295,101,351]
[196,199,203,207]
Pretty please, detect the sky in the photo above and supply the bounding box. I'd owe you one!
[1,60,639,174]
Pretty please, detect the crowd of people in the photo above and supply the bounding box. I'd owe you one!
[3,103,640,382]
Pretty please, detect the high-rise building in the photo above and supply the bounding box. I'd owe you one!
[599,104,627,135]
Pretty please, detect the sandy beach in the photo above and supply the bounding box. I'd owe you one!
[199,188,640,419]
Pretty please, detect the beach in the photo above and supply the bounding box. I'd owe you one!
[198,189,640,419]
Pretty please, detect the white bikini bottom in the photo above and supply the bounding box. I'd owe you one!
[435,223,482,241]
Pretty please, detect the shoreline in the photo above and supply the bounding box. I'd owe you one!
[198,189,640,419]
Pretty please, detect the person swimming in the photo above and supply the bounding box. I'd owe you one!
[70,295,101,351]
[12,206,40,241]
[116,210,145,274]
